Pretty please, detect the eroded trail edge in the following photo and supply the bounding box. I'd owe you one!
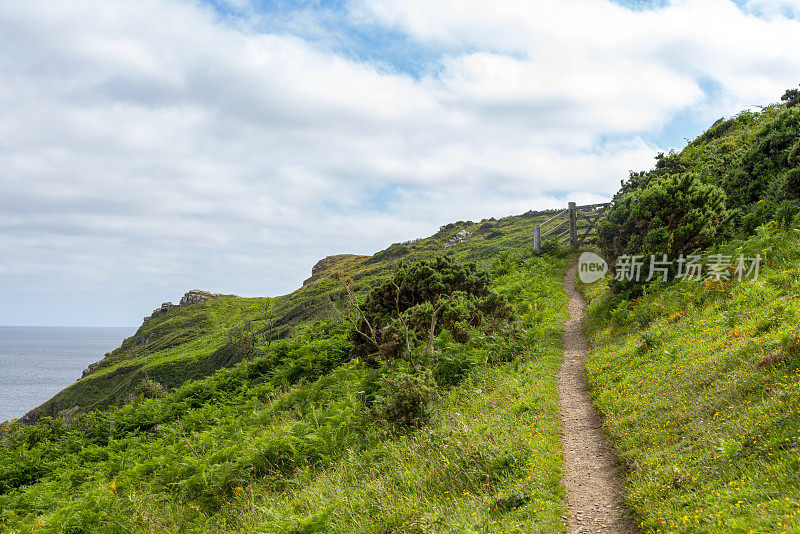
[558,265,637,533]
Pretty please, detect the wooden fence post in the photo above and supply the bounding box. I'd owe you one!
[533,225,541,253]
[568,202,577,248]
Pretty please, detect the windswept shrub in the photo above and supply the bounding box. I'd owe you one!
[123,376,168,405]
[226,320,256,358]
[339,256,514,365]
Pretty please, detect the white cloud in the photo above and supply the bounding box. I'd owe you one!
[1,0,799,324]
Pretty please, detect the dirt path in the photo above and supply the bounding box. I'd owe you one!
[558,265,637,533]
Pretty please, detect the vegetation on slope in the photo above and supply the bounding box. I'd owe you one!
[0,247,571,533]
[23,210,555,422]
[582,89,800,532]
[598,98,800,292]
[583,226,800,533]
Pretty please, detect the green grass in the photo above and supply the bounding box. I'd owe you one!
[0,247,571,533]
[581,227,800,533]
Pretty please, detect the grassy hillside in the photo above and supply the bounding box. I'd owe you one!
[580,92,800,532]
[582,226,800,533]
[0,223,574,533]
[22,211,555,422]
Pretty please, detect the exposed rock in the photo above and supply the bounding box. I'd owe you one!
[135,333,155,345]
[180,290,216,306]
[21,410,39,425]
[444,229,472,247]
[140,291,220,327]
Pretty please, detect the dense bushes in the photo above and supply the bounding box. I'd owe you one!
[342,256,515,365]
[598,172,730,260]
[597,87,800,293]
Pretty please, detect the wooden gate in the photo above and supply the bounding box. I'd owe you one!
[533,202,610,253]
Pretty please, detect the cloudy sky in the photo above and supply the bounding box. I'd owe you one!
[2,0,799,326]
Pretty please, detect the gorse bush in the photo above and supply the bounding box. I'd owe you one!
[598,172,730,261]
[596,86,800,293]
[598,172,730,295]
[341,256,515,365]
[372,369,438,427]
[336,257,520,427]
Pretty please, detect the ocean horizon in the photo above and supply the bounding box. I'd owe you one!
[0,326,134,422]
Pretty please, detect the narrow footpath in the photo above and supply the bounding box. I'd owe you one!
[558,264,638,533]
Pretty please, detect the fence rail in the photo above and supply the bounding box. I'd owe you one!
[533,201,610,253]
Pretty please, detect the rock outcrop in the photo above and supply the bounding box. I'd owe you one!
[81,355,109,378]
[141,291,219,325]
[142,302,175,325]
[180,290,216,306]
[445,229,472,247]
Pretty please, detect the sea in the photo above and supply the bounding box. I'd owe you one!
[0,326,133,422]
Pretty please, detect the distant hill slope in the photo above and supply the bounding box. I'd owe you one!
[22,210,555,422]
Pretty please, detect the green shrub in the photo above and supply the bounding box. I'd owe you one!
[599,172,729,261]
[540,239,568,258]
[774,200,800,228]
[123,376,168,404]
[784,167,800,199]
[343,256,513,364]
[373,370,438,427]
[782,85,800,108]
[598,173,730,292]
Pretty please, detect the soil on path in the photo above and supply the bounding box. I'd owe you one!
[558,264,638,533]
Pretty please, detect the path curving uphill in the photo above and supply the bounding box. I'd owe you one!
[558,264,638,533]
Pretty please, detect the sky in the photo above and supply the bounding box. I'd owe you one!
[1,0,800,326]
